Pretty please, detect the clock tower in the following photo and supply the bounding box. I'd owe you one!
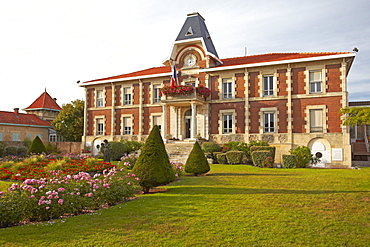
[163,12,222,70]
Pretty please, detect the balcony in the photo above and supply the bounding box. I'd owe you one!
[160,85,210,106]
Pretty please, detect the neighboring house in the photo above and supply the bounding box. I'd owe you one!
[0,90,62,144]
[79,12,356,168]
[348,101,370,163]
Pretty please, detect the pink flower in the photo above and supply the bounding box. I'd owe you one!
[127,182,131,185]
[46,207,50,210]
[85,193,93,197]
[58,187,65,192]
[58,199,64,205]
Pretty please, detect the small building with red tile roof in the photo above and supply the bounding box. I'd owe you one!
[79,12,356,168]
[0,91,62,143]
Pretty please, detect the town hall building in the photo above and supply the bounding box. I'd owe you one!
[80,12,356,168]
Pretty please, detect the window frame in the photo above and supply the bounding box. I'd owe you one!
[153,84,161,103]
[96,117,104,136]
[123,116,132,135]
[123,87,132,105]
[263,75,274,96]
[96,90,104,107]
[222,78,233,99]
[263,112,275,133]
[309,109,324,133]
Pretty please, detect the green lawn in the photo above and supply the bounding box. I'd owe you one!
[1,165,370,246]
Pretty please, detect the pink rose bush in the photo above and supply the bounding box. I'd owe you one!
[0,166,139,228]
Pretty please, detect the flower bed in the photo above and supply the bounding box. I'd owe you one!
[0,155,114,181]
[0,168,138,228]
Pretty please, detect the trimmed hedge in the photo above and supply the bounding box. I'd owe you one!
[282,154,297,168]
[27,136,47,155]
[185,141,210,176]
[226,151,244,164]
[132,125,176,193]
[213,152,223,163]
[216,153,227,164]
[251,150,272,168]
[250,146,276,159]
[201,142,222,155]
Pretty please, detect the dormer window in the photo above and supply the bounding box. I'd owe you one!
[186,27,193,36]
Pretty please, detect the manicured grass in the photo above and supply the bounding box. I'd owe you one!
[1,165,370,246]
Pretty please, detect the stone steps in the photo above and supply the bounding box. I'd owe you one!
[165,142,194,164]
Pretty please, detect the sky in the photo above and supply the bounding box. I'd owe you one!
[0,0,369,112]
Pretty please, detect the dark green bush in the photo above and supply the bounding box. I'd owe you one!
[0,142,6,157]
[245,141,269,163]
[17,146,28,156]
[282,155,297,168]
[27,136,47,155]
[289,146,312,168]
[109,142,127,161]
[250,146,276,164]
[251,150,272,168]
[216,153,228,164]
[213,152,223,163]
[121,140,143,154]
[5,146,18,156]
[226,151,244,164]
[201,142,222,154]
[185,141,210,176]
[132,125,176,193]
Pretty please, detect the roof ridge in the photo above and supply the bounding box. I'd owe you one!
[221,52,352,61]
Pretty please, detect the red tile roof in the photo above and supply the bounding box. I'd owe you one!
[86,66,172,83]
[84,52,353,83]
[218,52,353,67]
[0,111,52,127]
[25,91,62,111]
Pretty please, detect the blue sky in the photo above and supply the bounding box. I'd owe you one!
[0,0,369,112]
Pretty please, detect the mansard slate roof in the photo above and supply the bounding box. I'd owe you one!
[83,52,354,84]
[24,91,62,111]
[175,12,219,58]
[0,111,52,127]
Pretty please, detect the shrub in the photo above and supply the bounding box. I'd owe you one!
[0,142,6,157]
[17,146,28,156]
[245,141,269,163]
[251,150,272,168]
[216,153,228,164]
[5,146,18,156]
[262,157,274,168]
[223,141,247,153]
[118,153,139,170]
[185,142,210,176]
[132,125,176,193]
[201,142,222,155]
[290,146,312,168]
[121,140,143,154]
[250,146,276,164]
[109,142,127,161]
[45,142,59,154]
[213,152,223,163]
[282,155,297,168]
[27,136,47,155]
[226,151,244,164]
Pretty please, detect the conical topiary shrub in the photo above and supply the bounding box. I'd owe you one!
[185,141,210,176]
[27,136,47,155]
[132,125,176,193]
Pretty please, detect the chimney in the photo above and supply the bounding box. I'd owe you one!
[14,108,19,114]
[53,98,57,102]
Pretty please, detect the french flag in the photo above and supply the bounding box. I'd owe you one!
[170,64,177,88]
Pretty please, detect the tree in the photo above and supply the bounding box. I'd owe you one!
[132,125,176,193]
[340,106,370,126]
[27,136,47,155]
[185,141,210,175]
[52,99,84,142]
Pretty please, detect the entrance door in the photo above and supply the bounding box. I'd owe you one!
[184,109,192,139]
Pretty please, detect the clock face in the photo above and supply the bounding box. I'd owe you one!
[186,57,195,67]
